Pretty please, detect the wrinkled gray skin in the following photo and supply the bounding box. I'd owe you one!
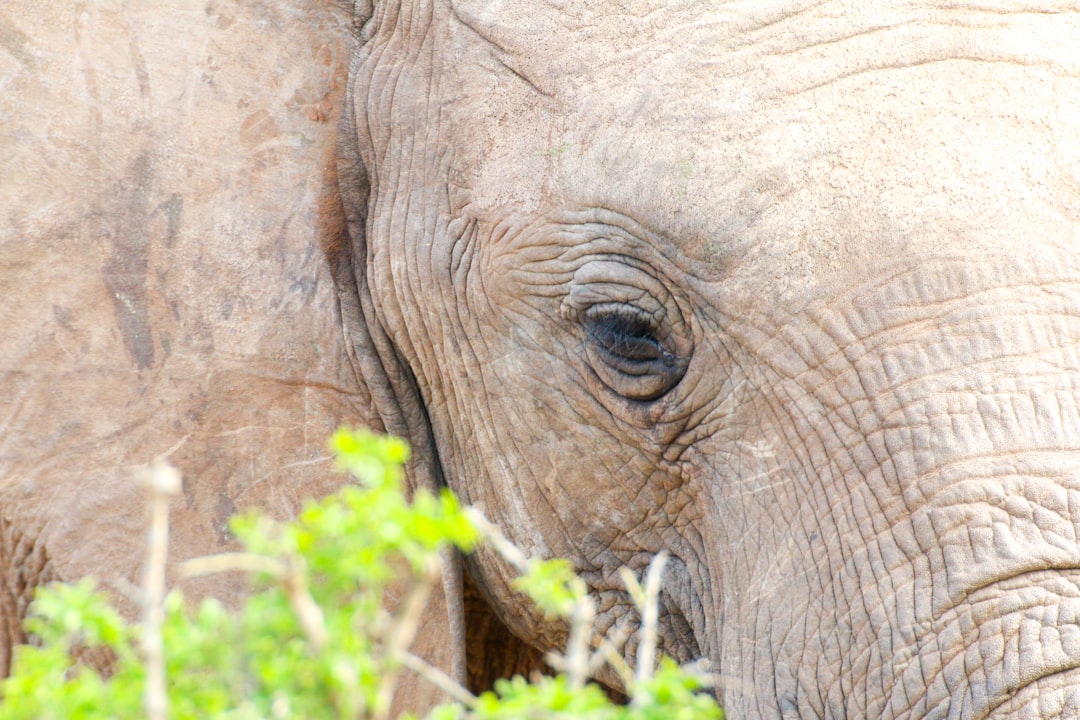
[341,1,1080,718]
[6,0,1080,717]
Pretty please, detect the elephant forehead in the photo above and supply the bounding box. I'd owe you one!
[440,1,1080,289]
[566,62,1080,286]
[448,0,1080,94]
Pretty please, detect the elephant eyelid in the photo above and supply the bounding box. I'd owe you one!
[562,258,669,316]
[584,306,669,365]
[565,283,664,318]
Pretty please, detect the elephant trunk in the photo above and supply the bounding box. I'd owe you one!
[694,256,1080,718]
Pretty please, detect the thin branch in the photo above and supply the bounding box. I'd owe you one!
[618,567,645,607]
[586,627,633,686]
[178,552,287,579]
[374,557,440,720]
[680,657,715,688]
[400,652,480,708]
[633,551,669,696]
[139,459,181,720]
[178,552,330,652]
[563,586,596,691]
[282,555,327,652]
[544,650,566,674]
[464,508,530,574]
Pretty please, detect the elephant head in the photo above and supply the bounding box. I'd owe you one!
[334,1,1080,717]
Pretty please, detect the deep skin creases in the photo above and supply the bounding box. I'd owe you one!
[347,1,1080,717]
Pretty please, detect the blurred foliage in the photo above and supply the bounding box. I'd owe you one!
[0,429,722,720]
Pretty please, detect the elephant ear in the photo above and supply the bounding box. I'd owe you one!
[326,8,467,711]
[330,0,551,706]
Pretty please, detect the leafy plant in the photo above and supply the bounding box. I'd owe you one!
[0,429,723,720]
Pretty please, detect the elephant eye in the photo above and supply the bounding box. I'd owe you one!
[586,310,669,365]
[582,305,685,401]
[565,258,692,403]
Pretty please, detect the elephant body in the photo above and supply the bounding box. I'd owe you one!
[0,0,364,679]
[5,1,1080,718]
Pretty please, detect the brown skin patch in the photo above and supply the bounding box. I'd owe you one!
[319,146,350,268]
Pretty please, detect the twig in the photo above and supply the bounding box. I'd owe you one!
[618,567,645,607]
[282,555,327,652]
[680,658,715,688]
[563,587,596,691]
[400,652,480,708]
[374,557,440,720]
[633,551,668,697]
[140,459,182,720]
[464,508,530,574]
[178,552,287,579]
[586,627,633,687]
[470,507,604,690]
[178,549,326,652]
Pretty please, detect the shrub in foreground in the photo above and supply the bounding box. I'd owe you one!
[0,429,723,720]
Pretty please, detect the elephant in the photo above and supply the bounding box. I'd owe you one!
[5,0,1080,717]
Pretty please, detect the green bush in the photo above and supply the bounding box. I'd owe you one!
[0,429,723,720]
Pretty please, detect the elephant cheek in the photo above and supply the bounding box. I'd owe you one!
[693,261,1080,718]
[693,460,1080,719]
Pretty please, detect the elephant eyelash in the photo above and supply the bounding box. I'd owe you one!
[584,307,674,367]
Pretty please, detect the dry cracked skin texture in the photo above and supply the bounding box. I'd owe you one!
[0,0,367,687]
[0,3,540,713]
[6,1,1080,719]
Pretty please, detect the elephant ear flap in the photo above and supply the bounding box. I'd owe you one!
[323,87,468,711]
